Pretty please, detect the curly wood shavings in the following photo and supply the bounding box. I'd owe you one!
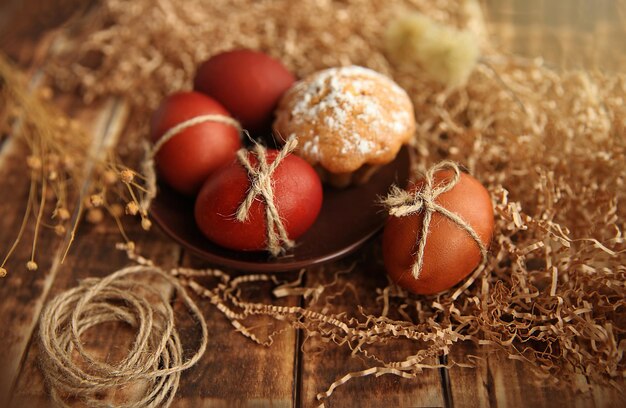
[39,0,626,404]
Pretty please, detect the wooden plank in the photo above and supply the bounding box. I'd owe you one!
[0,7,76,403]
[447,342,604,408]
[591,384,624,408]
[173,254,300,407]
[0,137,63,407]
[441,344,490,408]
[299,238,445,408]
[0,94,125,406]
[0,0,87,69]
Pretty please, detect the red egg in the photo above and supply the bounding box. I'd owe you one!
[150,91,241,195]
[193,49,295,132]
[382,170,494,295]
[194,149,323,252]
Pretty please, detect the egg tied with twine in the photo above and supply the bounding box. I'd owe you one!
[235,136,299,256]
[382,160,489,281]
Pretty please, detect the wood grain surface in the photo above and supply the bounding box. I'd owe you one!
[300,241,446,408]
[0,1,623,407]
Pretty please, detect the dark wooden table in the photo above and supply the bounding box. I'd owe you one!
[0,2,623,407]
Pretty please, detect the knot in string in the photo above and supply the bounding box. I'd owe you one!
[383,160,488,279]
[236,137,298,257]
[141,114,242,213]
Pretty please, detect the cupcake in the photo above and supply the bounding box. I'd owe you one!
[273,66,416,188]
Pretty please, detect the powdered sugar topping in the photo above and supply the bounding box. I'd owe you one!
[301,135,320,160]
[287,66,413,161]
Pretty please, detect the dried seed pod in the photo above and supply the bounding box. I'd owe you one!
[120,169,135,183]
[125,201,139,215]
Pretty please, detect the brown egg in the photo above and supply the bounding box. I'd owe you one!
[382,170,494,295]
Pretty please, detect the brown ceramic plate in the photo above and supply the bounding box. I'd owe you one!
[150,147,410,272]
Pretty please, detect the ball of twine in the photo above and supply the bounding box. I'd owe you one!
[38,265,208,408]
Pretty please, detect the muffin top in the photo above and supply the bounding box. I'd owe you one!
[273,66,416,174]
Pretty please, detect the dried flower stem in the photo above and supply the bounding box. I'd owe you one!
[1,177,35,271]
[59,201,83,264]
[30,167,47,269]
[0,52,153,272]
[105,202,132,244]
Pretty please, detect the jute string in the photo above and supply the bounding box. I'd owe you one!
[235,137,298,256]
[141,114,242,212]
[38,263,208,408]
[383,160,488,279]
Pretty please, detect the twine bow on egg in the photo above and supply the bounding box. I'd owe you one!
[383,160,488,279]
[235,137,299,257]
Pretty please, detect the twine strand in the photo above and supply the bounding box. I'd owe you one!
[383,160,488,279]
[141,114,242,212]
[235,137,298,256]
[39,265,208,408]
